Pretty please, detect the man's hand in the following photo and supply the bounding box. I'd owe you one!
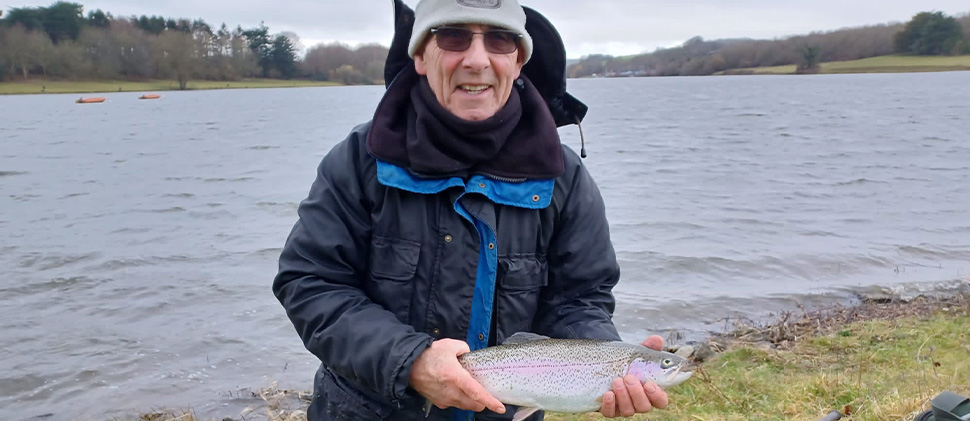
[599,335,669,418]
[409,338,506,414]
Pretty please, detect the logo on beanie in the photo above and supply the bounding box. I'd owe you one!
[457,0,501,9]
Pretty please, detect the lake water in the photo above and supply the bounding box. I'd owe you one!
[1,72,969,420]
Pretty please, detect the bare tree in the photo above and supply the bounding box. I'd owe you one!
[304,42,354,81]
[47,40,85,78]
[78,26,122,78]
[351,43,388,82]
[154,30,198,89]
[2,24,34,78]
[107,19,155,78]
[26,29,55,76]
[230,26,260,78]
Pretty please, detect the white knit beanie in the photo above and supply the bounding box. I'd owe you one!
[408,0,533,63]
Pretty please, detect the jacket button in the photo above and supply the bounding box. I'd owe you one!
[532,195,540,202]
[488,243,495,250]
[478,333,485,341]
[478,183,486,188]
[444,234,453,243]
[432,328,440,337]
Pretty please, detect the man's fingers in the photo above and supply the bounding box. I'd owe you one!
[600,376,668,418]
[624,375,653,412]
[641,335,664,351]
[600,390,616,418]
[644,382,669,409]
[441,338,471,356]
[458,374,505,414]
[611,377,635,417]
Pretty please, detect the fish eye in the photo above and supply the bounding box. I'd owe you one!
[661,358,673,368]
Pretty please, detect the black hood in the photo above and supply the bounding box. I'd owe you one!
[383,0,588,128]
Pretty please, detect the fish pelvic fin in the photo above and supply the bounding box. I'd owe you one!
[512,406,541,421]
[422,398,432,417]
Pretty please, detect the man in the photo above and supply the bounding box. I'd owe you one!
[273,0,669,419]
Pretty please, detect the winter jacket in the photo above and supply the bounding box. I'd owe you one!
[273,121,621,420]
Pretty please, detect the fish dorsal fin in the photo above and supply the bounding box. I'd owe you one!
[503,332,550,345]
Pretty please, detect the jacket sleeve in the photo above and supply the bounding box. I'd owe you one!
[533,149,622,341]
[273,126,433,404]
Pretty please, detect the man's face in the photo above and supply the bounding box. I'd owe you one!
[414,24,524,121]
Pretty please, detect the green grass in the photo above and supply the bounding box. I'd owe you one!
[0,78,340,95]
[726,54,970,75]
[547,311,970,421]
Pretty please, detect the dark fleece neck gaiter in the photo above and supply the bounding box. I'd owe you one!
[367,67,563,179]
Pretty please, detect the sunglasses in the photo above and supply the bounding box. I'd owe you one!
[430,26,522,54]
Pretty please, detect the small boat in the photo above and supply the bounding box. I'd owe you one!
[139,94,161,100]
[76,97,106,104]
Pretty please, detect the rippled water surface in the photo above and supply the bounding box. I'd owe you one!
[2,72,969,420]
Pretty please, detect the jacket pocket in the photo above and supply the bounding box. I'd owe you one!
[317,366,395,420]
[369,235,420,280]
[498,254,548,290]
[367,235,420,323]
[495,254,548,337]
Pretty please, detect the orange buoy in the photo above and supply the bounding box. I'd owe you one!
[76,97,106,104]
[139,94,161,100]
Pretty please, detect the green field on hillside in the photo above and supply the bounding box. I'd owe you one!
[727,54,970,75]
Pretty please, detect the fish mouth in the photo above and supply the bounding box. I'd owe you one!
[663,364,695,387]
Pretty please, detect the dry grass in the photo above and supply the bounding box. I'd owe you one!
[127,382,309,421]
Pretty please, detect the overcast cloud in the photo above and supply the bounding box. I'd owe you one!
[8,0,970,58]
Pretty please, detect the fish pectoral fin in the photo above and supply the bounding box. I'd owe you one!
[512,406,541,421]
[503,332,551,345]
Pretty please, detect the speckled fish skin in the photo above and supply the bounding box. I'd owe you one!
[458,334,693,415]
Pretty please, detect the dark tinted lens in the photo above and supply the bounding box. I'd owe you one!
[483,30,519,54]
[434,27,472,51]
[432,27,519,54]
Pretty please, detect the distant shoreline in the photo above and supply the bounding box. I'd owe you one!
[3,54,969,96]
[0,78,341,96]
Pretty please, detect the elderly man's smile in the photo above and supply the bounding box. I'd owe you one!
[459,84,491,95]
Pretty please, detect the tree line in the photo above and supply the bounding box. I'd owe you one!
[3,4,968,85]
[568,11,970,78]
[0,1,389,87]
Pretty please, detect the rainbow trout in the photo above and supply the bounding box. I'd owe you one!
[453,332,694,420]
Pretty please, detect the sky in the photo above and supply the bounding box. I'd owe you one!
[7,0,970,58]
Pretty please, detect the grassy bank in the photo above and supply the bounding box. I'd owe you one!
[725,54,970,75]
[135,293,970,421]
[549,293,970,421]
[0,78,340,95]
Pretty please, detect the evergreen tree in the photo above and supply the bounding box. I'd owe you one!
[42,2,84,43]
[242,23,271,76]
[894,11,965,55]
[87,9,109,28]
[3,7,45,32]
[269,33,298,78]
